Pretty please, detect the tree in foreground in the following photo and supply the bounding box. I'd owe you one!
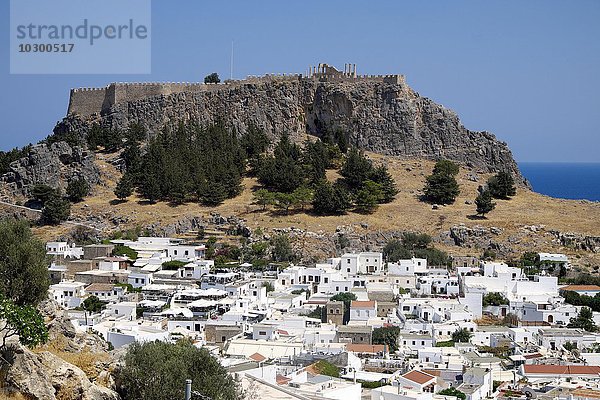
[204,72,221,84]
[0,295,48,351]
[475,189,496,217]
[487,171,516,199]
[0,219,49,306]
[452,328,473,343]
[66,176,90,202]
[117,340,242,400]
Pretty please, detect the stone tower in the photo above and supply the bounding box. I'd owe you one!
[325,300,344,326]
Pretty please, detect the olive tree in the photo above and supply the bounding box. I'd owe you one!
[117,340,242,400]
[0,219,49,306]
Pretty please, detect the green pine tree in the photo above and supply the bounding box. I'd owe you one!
[354,180,383,213]
[475,189,496,217]
[312,181,350,215]
[115,174,134,200]
[66,177,90,202]
[487,171,516,199]
[369,165,398,203]
[424,172,460,204]
[340,147,373,190]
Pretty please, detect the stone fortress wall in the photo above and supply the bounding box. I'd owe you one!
[67,63,406,117]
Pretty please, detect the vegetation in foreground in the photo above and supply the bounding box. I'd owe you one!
[117,340,242,400]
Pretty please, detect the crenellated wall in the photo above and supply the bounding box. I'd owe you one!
[66,64,407,117]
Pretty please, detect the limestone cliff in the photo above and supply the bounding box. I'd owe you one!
[1,141,100,198]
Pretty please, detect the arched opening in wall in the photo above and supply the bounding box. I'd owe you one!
[548,315,554,323]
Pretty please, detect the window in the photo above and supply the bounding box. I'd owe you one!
[347,259,350,263]
[185,250,189,256]
[221,336,226,342]
[421,341,425,345]
[174,250,178,255]
[259,331,267,336]
[412,341,416,345]
[347,268,351,272]
[324,278,329,283]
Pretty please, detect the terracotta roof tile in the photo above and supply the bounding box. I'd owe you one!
[402,370,436,385]
[346,344,385,353]
[276,374,291,385]
[561,285,600,291]
[249,352,266,362]
[351,300,376,308]
[85,283,115,292]
[523,365,600,375]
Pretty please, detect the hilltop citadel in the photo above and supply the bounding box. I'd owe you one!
[68,63,406,116]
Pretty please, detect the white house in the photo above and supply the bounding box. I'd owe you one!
[50,281,87,308]
[350,300,378,321]
[104,301,137,321]
[46,241,83,259]
[85,283,126,302]
[341,252,383,274]
[396,369,437,393]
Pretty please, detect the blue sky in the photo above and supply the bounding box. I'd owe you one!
[1,0,599,162]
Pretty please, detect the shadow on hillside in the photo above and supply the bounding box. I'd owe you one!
[467,214,487,220]
[109,199,127,206]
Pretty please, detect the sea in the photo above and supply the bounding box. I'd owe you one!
[519,162,600,202]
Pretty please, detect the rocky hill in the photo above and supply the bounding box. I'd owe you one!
[2,63,524,197]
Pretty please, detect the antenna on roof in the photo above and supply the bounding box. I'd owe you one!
[230,40,234,80]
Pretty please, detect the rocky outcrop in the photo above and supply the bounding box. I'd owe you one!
[550,231,600,253]
[56,76,524,182]
[3,346,119,400]
[1,300,120,399]
[1,141,100,198]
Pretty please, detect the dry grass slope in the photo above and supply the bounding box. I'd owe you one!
[32,151,600,264]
